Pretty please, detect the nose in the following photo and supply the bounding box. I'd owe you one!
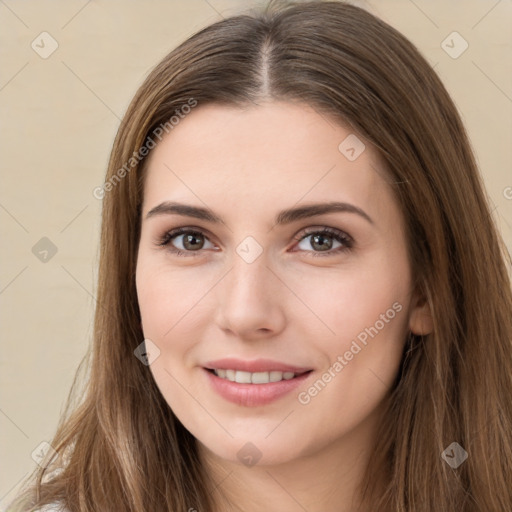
[214,252,287,340]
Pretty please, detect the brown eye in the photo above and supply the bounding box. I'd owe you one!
[293,227,353,257]
[158,228,215,256]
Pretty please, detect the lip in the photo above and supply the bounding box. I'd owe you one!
[203,357,313,374]
[202,366,313,407]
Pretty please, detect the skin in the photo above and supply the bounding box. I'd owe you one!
[135,101,433,512]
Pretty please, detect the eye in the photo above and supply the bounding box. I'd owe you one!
[292,227,353,257]
[157,227,216,257]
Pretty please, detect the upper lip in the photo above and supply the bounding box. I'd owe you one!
[203,358,313,374]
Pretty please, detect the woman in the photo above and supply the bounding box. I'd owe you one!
[10,0,512,510]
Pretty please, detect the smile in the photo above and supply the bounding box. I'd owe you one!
[203,367,313,407]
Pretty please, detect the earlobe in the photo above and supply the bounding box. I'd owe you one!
[408,297,434,335]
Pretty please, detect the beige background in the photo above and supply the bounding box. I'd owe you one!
[1,0,511,508]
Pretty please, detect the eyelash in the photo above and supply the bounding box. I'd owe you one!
[156,226,353,258]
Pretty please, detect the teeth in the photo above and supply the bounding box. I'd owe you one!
[251,371,270,384]
[269,371,283,382]
[235,370,252,384]
[212,369,298,384]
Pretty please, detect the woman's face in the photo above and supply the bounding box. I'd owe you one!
[136,101,431,467]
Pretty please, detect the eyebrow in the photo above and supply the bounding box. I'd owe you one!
[145,201,374,226]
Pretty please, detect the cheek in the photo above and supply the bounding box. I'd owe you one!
[290,257,410,436]
[135,256,218,409]
[292,254,410,393]
[293,255,410,347]
[135,259,208,426]
[136,257,211,341]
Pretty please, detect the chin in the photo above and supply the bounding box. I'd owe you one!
[197,432,306,468]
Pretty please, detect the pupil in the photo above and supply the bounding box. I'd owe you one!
[312,234,331,251]
[184,234,203,250]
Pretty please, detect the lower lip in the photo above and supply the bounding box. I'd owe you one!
[203,368,312,407]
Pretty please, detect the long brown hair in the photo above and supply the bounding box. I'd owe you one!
[10,1,512,510]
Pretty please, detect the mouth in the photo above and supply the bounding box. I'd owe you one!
[202,362,314,407]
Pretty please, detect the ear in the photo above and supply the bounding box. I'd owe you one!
[408,292,434,335]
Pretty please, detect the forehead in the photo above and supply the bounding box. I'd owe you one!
[141,101,393,225]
